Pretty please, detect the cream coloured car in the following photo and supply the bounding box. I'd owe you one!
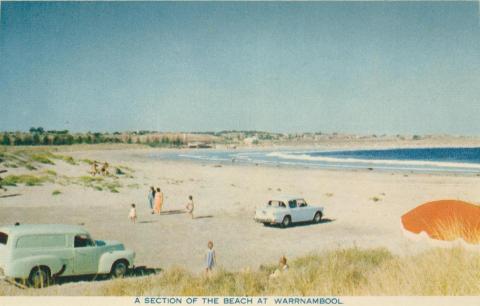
[0,224,135,287]
[254,196,324,227]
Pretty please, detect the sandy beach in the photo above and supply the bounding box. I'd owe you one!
[2,144,480,278]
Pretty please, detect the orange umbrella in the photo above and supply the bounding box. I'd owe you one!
[401,200,480,245]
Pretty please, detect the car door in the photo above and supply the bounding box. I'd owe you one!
[296,199,311,222]
[288,200,300,222]
[73,234,99,275]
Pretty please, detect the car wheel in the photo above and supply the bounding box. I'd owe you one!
[111,260,128,279]
[281,216,291,228]
[313,211,323,223]
[28,267,52,288]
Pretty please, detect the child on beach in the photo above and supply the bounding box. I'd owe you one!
[129,203,137,223]
[186,195,194,219]
[205,241,216,273]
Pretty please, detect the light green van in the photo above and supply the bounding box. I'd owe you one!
[0,224,135,288]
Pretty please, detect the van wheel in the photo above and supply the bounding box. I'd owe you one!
[28,267,52,288]
[281,216,291,228]
[313,211,323,223]
[111,260,128,279]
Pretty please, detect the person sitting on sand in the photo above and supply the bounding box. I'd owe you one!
[101,162,109,176]
[91,161,99,176]
[186,195,194,219]
[205,241,216,273]
[270,256,289,279]
[148,186,156,214]
[154,187,164,214]
[129,203,137,224]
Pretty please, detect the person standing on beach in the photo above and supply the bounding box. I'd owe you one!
[154,187,163,214]
[186,195,194,219]
[129,203,137,224]
[205,241,216,273]
[148,187,156,214]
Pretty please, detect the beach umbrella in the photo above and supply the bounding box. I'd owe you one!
[401,200,480,247]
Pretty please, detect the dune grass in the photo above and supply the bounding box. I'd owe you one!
[113,247,480,296]
[2,174,53,186]
[11,247,473,296]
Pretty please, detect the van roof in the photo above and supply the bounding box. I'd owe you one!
[0,224,89,236]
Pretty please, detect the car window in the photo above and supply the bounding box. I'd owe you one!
[16,235,66,248]
[288,200,297,209]
[74,234,95,248]
[269,200,286,208]
[0,232,8,245]
[297,199,307,207]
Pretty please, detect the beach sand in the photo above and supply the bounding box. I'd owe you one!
[1,145,480,293]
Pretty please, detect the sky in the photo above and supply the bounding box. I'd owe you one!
[0,1,479,134]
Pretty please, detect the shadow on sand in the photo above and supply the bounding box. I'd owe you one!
[160,210,186,215]
[265,218,336,229]
[0,193,21,199]
[193,215,213,219]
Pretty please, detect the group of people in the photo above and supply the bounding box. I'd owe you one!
[90,161,109,176]
[128,187,194,224]
[147,186,165,215]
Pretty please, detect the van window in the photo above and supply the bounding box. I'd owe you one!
[0,232,8,245]
[74,234,95,248]
[288,200,297,209]
[16,235,66,248]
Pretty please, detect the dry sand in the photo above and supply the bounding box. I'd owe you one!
[1,145,480,293]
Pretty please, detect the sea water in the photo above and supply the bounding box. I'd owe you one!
[158,147,480,174]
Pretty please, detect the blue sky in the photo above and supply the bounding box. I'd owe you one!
[0,1,479,134]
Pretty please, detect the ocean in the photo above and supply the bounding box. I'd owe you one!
[159,147,480,174]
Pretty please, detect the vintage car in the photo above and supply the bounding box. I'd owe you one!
[0,224,135,287]
[254,196,324,227]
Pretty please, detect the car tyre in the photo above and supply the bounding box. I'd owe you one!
[111,260,128,279]
[313,211,323,223]
[28,267,52,288]
[281,216,291,228]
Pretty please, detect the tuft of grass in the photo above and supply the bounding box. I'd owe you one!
[370,196,381,202]
[2,174,51,186]
[81,159,94,165]
[44,169,57,176]
[431,217,480,244]
[52,154,76,165]
[52,190,61,196]
[31,153,55,165]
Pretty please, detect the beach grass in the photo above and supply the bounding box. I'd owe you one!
[2,174,52,186]
[96,247,480,296]
[5,247,475,296]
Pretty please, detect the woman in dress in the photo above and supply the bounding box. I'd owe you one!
[154,187,163,214]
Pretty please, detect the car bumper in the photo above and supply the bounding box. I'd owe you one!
[254,217,277,224]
